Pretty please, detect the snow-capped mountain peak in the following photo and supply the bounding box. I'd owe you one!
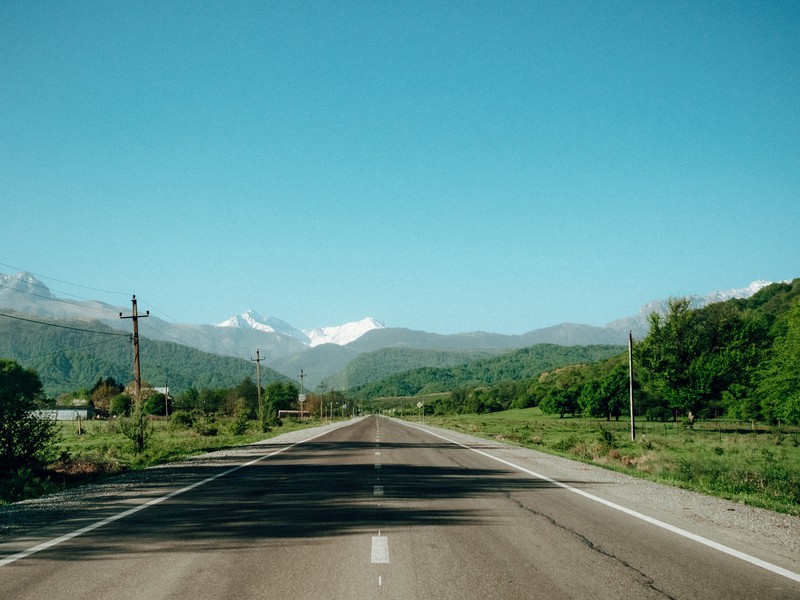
[215,310,310,342]
[215,311,385,347]
[216,310,275,333]
[302,317,386,347]
[607,279,780,336]
[0,272,55,299]
[702,280,773,304]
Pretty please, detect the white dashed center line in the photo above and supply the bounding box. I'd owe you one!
[371,535,390,564]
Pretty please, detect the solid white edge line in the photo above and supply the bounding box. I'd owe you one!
[0,425,345,568]
[401,420,800,584]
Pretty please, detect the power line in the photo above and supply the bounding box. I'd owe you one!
[0,279,116,307]
[0,268,135,320]
[0,312,130,337]
[1,276,214,350]
[10,335,129,361]
[0,263,131,297]
[0,285,220,358]
[0,264,227,356]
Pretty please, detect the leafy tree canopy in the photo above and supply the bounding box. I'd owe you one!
[0,359,58,476]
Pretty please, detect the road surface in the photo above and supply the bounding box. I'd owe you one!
[1,415,798,599]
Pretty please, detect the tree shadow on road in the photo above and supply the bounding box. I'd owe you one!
[0,435,599,562]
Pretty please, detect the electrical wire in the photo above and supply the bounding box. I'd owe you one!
[0,262,131,297]
[9,335,130,360]
[0,263,222,352]
[0,279,117,308]
[0,312,130,337]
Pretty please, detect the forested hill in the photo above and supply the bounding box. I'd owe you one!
[0,313,286,396]
[347,344,625,401]
[327,347,502,390]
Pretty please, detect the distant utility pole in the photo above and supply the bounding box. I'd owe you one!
[628,330,636,441]
[318,381,326,421]
[299,369,306,417]
[251,349,265,424]
[120,295,149,404]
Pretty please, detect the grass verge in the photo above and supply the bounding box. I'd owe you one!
[0,416,325,505]
[417,409,800,516]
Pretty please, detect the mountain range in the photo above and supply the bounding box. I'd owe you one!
[216,310,386,347]
[0,271,778,389]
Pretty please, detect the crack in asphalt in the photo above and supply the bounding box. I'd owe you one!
[506,491,677,600]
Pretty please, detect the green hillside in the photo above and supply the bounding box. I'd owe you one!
[516,279,800,423]
[0,313,286,396]
[348,344,625,400]
[327,347,501,390]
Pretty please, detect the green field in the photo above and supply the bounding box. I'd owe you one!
[0,416,324,504]
[416,409,800,516]
[56,416,324,468]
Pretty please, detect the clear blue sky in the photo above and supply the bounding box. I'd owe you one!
[2,1,798,334]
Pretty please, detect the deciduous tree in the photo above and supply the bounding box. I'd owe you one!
[757,301,800,424]
[0,359,58,476]
[636,298,766,424]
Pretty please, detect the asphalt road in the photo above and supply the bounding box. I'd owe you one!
[1,415,798,599]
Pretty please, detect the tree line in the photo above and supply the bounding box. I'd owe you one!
[0,363,307,490]
[0,314,286,396]
[348,344,625,402]
[425,280,800,425]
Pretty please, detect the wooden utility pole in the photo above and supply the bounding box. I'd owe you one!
[628,330,636,441]
[120,295,149,405]
[251,349,264,424]
[319,381,326,421]
[298,369,306,418]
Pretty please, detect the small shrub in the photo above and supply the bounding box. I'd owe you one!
[551,435,582,453]
[678,457,695,481]
[261,407,281,432]
[170,411,195,430]
[571,442,593,459]
[194,416,218,437]
[0,467,55,503]
[596,425,617,449]
[118,406,153,454]
[230,411,250,436]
